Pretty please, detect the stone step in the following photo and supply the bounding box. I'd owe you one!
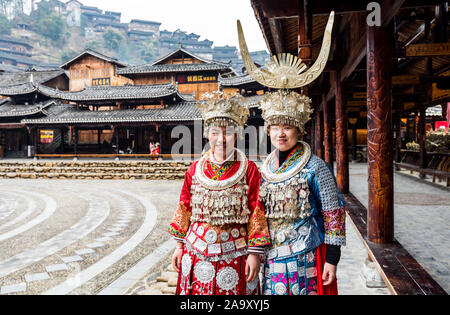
[0,166,189,173]
[0,162,192,168]
[0,172,186,180]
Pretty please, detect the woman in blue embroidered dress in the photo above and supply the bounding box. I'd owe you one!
[258,90,346,295]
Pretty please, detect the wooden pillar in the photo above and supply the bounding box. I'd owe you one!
[335,71,349,193]
[115,127,119,154]
[394,104,403,170]
[418,106,427,170]
[60,128,65,154]
[323,94,333,167]
[366,22,394,244]
[315,107,324,159]
[74,127,78,155]
[135,128,138,153]
[97,129,101,153]
[351,122,358,162]
[158,125,163,154]
[298,0,312,95]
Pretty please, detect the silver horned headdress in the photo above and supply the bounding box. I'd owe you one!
[237,11,335,132]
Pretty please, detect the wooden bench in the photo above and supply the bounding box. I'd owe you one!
[395,162,450,187]
[343,193,447,295]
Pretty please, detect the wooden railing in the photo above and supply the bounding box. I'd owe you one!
[395,162,450,187]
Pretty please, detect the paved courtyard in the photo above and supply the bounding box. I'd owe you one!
[0,179,180,295]
[2,163,446,295]
[348,162,450,294]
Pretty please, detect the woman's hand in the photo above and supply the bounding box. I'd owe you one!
[171,244,184,273]
[322,262,337,286]
[245,254,261,282]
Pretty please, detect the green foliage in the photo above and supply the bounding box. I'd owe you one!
[136,38,160,63]
[103,29,123,52]
[86,40,103,52]
[0,13,10,35]
[32,0,54,20]
[36,14,66,42]
[29,1,67,44]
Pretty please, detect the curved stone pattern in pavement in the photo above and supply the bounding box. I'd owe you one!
[0,179,182,295]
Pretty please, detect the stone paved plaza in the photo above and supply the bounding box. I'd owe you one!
[0,162,447,295]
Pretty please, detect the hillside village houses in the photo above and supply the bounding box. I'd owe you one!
[0,0,269,72]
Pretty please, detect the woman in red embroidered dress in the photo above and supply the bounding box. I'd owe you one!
[168,91,270,295]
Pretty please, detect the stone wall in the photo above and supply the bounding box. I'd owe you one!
[0,161,191,180]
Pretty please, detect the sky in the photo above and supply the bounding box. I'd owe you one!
[76,0,268,52]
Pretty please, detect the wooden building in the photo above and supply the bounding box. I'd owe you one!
[249,0,449,295]
[118,46,235,99]
[0,69,69,157]
[20,83,200,155]
[60,49,132,92]
[0,47,238,158]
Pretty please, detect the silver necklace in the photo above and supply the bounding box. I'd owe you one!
[261,141,311,183]
[195,148,248,190]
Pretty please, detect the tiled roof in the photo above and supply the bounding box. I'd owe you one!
[0,99,57,117]
[117,46,232,76]
[36,83,195,102]
[22,102,201,124]
[151,46,223,66]
[0,82,37,95]
[244,94,264,108]
[60,49,127,69]
[218,74,256,87]
[0,51,59,68]
[0,69,66,87]
[117,62,232,75]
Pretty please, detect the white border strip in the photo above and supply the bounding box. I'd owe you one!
[97,238,175,295]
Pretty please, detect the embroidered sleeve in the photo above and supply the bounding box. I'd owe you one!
[246,161,271,253]
[168,162,196,241]
[310,157,346,246]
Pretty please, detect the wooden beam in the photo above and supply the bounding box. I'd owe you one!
[298,0,313,64]
[268,18,286,54]
[256,0,442,18]
[340,0,405,81]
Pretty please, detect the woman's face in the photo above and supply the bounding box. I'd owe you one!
[269,124,300,152]
[208,126,236,160]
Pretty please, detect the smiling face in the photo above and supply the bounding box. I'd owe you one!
[269,124,301,152]
[207,126,237,162]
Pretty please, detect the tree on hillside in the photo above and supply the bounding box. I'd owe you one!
[36,14,65,42]
[135,37,160,63]
[29,0,66,44]
[31,0,53,20]
[0,13,11,35]
[0,0,13,18]
[103,29,123,52]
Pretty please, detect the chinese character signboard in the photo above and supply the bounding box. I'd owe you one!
[177,73,217,84]
[40,130,54,144]
[92,78,111,86]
